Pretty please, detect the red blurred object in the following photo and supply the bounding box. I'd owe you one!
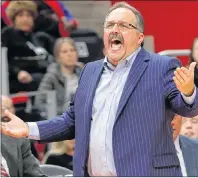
[11,92,29,104]
[34,142,47,162]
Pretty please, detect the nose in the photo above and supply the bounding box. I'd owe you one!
[185,120,193,128]
[112,23,120,33]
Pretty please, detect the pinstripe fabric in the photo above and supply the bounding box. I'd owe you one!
[37,48,198,176]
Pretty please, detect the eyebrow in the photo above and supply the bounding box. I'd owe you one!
[105,20,133,24]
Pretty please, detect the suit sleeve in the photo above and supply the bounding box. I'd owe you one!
[36,64,88,142]
[163,57,198,117]
[21,139,46,177]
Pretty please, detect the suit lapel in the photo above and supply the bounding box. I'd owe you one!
[116,48,150,119]
[180,136,198,176]
[86,60,104,121]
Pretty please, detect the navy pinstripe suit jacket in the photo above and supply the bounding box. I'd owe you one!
[37,48,198,176]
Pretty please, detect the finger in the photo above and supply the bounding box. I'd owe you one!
[4,110,16,121]
[173,77,182,91]
[180,67,190,77]
[189,62,197,72]
[173,76,180,86]
[174,71,184,84]
[1,122,6,127]
[1,126,20,138]
[1,125,12,135]
[176,68,188,81]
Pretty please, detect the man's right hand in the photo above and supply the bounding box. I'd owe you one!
[1,110,29,138]
[18,70,33,83]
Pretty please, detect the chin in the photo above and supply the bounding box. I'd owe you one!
[22,28,32,32]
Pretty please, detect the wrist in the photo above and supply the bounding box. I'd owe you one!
[184,86,195,97]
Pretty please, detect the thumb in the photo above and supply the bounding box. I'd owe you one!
[189,62,197,72]
[4,110,16,121]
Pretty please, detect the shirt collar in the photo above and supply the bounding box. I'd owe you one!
[103,47,141,71]
[174,135,182,154]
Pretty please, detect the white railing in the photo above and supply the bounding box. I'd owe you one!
[1,47,57,119]
[1,47,10,95]
[158,49,191,57]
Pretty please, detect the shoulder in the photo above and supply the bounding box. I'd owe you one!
[47,62,59,72]
[1,26,14,34]
[180,135,198,149]
[148,51,181,66]
[34,31,54,40]
[1,133,29,148]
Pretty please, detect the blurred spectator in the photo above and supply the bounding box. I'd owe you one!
[180,116,198,139]
[1,0,55,94]
[1,0,78,38]
[42,139,75,171]
[189,37,198,86]
[0,95,46,177]
[171,114,198,176]
[35,37,83,115]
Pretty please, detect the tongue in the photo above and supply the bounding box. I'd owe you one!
[111,43,121,50]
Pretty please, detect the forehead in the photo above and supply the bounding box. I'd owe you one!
[60,42,75,50]
[17,10,33,15]
[106,8,136,23]
[194,40,198,48]
[173,114,182,122]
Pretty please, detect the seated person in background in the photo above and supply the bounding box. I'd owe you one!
[42,139,75,171]
[1,0,55,94]
[35,37,83,115]
[180,116,198,139]
[189,37,198,87]
[172,114,198,176]
[1,95,46,177]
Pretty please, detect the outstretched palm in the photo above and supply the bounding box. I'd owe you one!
[1,110,29,138]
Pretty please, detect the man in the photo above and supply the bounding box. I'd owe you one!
[181,116,198,138]
[1,95,45,177]
[1,0,54,93]
[172,114,198,176]
[2,2,198,176]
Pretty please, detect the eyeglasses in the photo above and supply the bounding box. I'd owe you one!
[104,21,140,32]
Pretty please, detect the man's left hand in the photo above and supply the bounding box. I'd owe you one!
[173,62,196,96]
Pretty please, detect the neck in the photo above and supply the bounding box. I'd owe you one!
[60,65,75,75]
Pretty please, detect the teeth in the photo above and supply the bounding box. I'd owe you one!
[111,43,121,50]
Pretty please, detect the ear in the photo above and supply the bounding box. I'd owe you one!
[138,33,144,46]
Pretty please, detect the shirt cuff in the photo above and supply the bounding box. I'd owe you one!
[26,122,40,140]
[181,87,196,105]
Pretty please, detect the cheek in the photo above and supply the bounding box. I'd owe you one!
[59,54,67,62]
[14,18,20,26]
[193,50,198,58]
[103,32,109,46]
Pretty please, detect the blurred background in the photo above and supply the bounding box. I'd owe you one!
[1,0,198,174]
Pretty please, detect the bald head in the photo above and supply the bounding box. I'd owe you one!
[1,95,15,118]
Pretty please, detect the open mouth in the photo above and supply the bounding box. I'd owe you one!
[110,39,123,51]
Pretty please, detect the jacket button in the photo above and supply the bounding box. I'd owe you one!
[82,166,85,170]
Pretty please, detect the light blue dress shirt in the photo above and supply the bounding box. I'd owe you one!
[27,47,196,176]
